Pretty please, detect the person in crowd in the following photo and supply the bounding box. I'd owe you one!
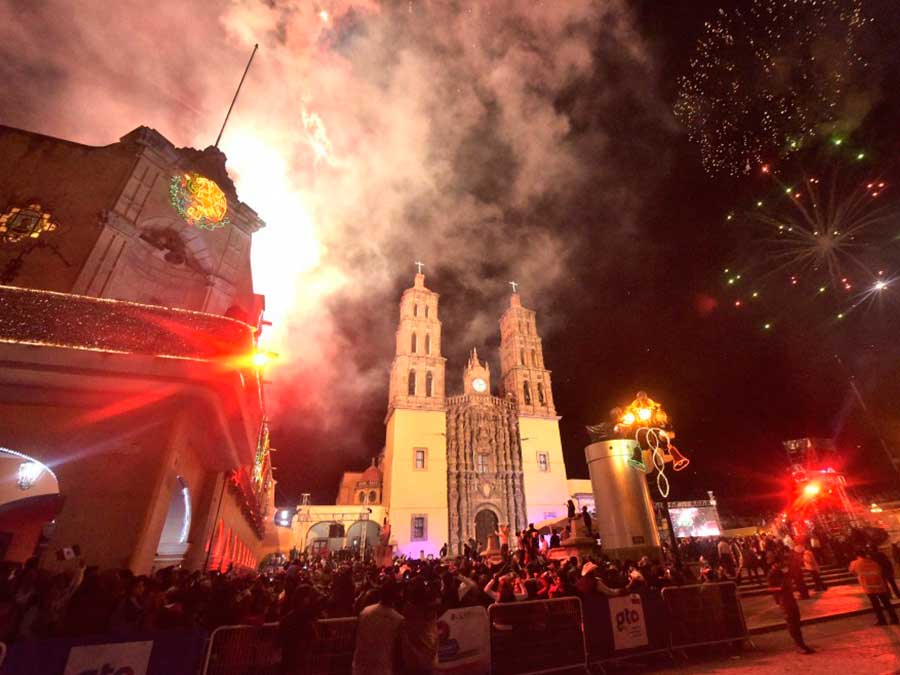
[400,577,439,675]
[738,541,761,582]
[498,524,511,559]
[581,506,594,538]
[483,573,527,603]
[799,544,826,592]
[279,583,322,675]
[767,559,814,654]
[716,538,735,578]
[352,579,404,675]
[869,545,900,600]
[850,549,900,625]
[549,529,561,549]
[787,546,810,600]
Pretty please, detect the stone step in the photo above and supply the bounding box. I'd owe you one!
[739,576,858,598]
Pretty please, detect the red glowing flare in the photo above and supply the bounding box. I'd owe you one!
[761,164,770,174]
[803,482,821,497]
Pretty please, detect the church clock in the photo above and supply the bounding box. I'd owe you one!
[472,377,487,393]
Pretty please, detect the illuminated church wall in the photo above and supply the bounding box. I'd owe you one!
[0,125,134,291]
[0,125,263,318]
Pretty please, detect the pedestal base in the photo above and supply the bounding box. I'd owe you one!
[554,536,600,565]
[601,544,662,563]
[480,534,503,565]
[374,544,394,567]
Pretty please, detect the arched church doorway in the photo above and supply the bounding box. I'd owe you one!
[0,448,61,563]
[155,476,191,568]
[346,520,380,554]
[474,509,498,551]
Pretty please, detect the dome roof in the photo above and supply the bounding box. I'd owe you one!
[360,461,381,483]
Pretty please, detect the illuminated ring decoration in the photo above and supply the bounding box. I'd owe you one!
[169,172,230,230]
[635,427,671,498]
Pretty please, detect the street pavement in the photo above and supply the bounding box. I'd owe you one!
[740,584,895,632]
[643,613,900,674]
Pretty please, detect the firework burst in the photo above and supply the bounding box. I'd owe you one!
[676,0,872,176]
[721,139,900,329]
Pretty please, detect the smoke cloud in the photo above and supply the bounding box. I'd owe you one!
[0,0,672,499]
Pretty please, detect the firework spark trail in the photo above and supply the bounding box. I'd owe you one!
[676,0,873,176]
[301,107,339,168]
[720,141,900,331]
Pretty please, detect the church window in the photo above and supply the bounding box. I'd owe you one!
[523,381,532,405]
[476,453,489,474]
[537,452,550,472]
[519,320,524,334]
[413,303,418,317]
[425,334,431,355]
[425,305,429,318]
[425,371,434,397]
[414,448,427,470]
[359,491,366,503]
[411,332,417,354]
[520,349,526,366]
[369,490,377,503]
[531,349,537,366]
[411,515,427,541]
[408,370,417,396]
[328,523,345,538]
[537,382,546,405]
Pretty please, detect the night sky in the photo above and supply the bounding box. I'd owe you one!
[2,1,898,519]
[270,0,900,517]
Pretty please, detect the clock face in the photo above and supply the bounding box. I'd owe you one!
[472,377,487,393]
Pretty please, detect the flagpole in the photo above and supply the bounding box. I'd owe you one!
[215,43,258,148]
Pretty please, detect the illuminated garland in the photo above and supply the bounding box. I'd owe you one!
[612,392,691,498]
[169,172,230,230]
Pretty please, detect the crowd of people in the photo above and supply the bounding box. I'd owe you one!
[1,523,897,670]
[0,537,688,667]
[676,526,900,654]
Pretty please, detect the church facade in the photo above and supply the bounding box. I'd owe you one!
[382,272,571,557]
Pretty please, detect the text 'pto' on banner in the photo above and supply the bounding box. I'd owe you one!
[609,594,649,652]
[63,640,153,675]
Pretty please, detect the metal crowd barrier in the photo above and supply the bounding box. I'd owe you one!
[582,591,673,670]
[487,597,588,675]
[660,581,749,650]
[201,617,357,675]
[201,622,280,675]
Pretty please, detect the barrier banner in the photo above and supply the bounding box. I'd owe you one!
[1,630,205,675]
[436,606,489,674]
[661,582,747,649]
[63,641,153,675]
[581,591,669,665]
[488,597,586,675]
[608,595,648,651]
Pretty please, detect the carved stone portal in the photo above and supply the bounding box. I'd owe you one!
[446,393,527,554]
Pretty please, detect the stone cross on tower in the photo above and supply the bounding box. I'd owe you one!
[414,261,425,274]
[509,281,519,294]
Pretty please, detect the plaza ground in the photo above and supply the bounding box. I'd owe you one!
[645,613,900,675]
[741,584,892,632]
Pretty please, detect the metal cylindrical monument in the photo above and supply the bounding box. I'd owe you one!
[586,439,661,558]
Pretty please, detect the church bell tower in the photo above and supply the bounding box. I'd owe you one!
[382,264,448,558]
[499,285,568,525]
